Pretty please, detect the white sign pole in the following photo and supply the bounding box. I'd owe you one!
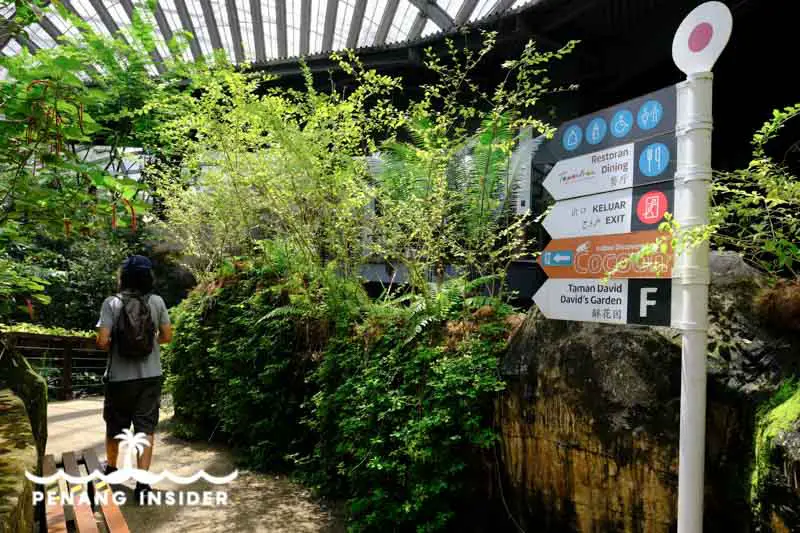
[671,3,732,532]
[674,72,712,533]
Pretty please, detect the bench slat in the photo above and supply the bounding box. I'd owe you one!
[42,454,68,533]
[82,448,131,533]
[62,451,100,533]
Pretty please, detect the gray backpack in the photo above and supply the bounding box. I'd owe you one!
[112,292,156,359]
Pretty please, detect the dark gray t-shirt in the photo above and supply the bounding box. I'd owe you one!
[96,294,170,382]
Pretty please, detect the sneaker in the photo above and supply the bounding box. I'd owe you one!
[134,482,153,505]
[102,464,117,476]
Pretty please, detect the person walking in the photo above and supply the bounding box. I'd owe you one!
[96,255,172,503]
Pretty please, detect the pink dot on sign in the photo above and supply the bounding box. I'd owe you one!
[688,22,713,52]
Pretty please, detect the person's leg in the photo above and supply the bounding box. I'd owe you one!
[105,436,120,468]
[132,378,162,471]
[103,381,130,473]
[137,434,155,470]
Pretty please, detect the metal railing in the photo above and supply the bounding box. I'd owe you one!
[2,332,106,400]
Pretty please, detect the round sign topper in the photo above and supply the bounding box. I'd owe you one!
[672,1,732,75]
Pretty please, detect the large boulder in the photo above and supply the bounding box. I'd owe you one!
[497,252,799,532]
[0,389,38,533]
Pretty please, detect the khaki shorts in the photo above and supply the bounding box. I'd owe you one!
[103,377,162,437]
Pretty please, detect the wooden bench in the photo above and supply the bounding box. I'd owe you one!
[41,449,130,533]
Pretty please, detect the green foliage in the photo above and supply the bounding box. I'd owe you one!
[0,1,200,320]
[163,248,343,465]
[0,321,93,338]
[751,379,800,515]
[165,258,515,531]
[305,281,512,531]
[713,104,800,278]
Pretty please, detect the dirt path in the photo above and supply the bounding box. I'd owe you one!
[47,397,344,533]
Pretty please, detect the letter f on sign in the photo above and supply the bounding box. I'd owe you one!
[640,287,658,317]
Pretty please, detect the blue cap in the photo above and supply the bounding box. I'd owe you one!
[122,255,153,272]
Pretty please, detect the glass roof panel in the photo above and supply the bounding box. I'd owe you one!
[208,0,237,62]
[185,0,214,57]
[440,0,461,20]
[26,24,58,49]
[44,9,82,40]
[260,0,279,59]
[136,8,173,59]
[159,0,194,61]
[386,0,418,44]
[238,0,257,61]
[106,2,130,28]
[287,0,302,57]
[358,0,387,47]
[333,0,355,50]
[471,0,494,21]
[308,0,327,54]
[1,0,522,63]
[2,39,21,56]
[67,0,111,37]
[421,18,437,37]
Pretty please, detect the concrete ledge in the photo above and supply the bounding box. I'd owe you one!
[0,388,37,533]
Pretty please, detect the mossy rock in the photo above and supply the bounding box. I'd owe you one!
[0,389,38,533]
[0,338,47,466]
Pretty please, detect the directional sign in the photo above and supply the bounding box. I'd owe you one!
[542,182,674,239]
[543,134,676,200]
[533,278,672,325]
[534,85,677,163]
[538,230,672,279]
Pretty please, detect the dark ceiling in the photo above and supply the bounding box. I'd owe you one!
[259,0,794,172]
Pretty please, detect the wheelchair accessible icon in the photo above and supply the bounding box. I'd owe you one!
[611,109,633,138]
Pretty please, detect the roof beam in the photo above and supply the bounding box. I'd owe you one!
[347,0,368,48]
[154,3,174,43]
[455,0,479,24]
[119,0,165,74]
[199,0,223,52]
[250,0,266,61]
[406,0,454,30]
[488,0,515,16]
[226,0,245,62]
[276,0,287,57]
[87,0,120,34]
[299,0,311,55]
[18,33,39,53]
[174,0,203,61]
[322,0,338,51]
[408,12,427,40]
[373,0,399,45]
[38,15,63,42]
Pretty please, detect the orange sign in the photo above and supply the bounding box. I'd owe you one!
[538,230,672,279]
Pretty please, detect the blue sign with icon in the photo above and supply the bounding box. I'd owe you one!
[585,118,607,145]
[639,142,670,177]
[611,109,633,138]
[637,100,664,130]
[543,251,574,267]
[562,125,582,151]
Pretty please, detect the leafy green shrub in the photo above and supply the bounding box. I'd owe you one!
[163,248,352,468]
[166,258,515,531]
[305,282,512,531]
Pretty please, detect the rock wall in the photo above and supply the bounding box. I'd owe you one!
[0,389,38,533]
[497,253,796,532]
[0,338,47,463]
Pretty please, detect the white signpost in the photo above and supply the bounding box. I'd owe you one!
[671,3,732,533]
[531,3,732,532]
